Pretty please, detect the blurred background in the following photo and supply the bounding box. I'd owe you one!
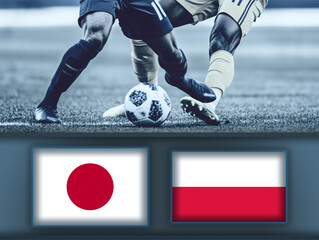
[0,0,319,8]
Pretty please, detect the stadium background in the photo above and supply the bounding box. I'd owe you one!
[0,0,319,8]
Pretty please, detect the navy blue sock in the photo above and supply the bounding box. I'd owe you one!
[158,49,187,83]
[38,40,98,109]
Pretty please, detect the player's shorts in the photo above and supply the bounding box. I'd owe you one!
[78,0,119,27]
[176,0,267,37]
[118,0,173,39]
[175,0,219,24]
[78,0,173,40]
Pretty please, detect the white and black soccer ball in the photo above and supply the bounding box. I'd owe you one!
[124,83,171,127]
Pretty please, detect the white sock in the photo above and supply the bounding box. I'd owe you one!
[204,88,222,112]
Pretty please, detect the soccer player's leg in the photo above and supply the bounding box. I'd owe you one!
[34,1,116,124]
[128,0,194,86]
[103,0,194,118]
[181,0,268,125]
[181,13,239,125]
[144,33,215,103]
[159,0,193,27]
[103,39,159,117]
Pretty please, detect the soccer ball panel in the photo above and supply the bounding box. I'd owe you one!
[149,100,163,122]
[129,90,147,107]
[126,111,138,122]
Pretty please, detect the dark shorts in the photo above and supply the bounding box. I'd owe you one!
[117,0,173,39]
[78,0,119,27]
[78,0,173,39]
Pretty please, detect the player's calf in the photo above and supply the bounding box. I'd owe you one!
[159,49,216,103]
[131,39,159,84]
[37,40,98,110]
[35,12,113,124]
[209,13,241,55]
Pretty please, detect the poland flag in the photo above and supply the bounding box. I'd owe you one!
[33,148,148,226]
[172,152,286,223]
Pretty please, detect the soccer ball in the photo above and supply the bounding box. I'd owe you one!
[124,83,171,127]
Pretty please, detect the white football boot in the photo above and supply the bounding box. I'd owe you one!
[102,104,126,118]
[180,96,220,125]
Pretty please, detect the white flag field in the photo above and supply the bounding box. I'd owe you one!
[33,148,148,226]
[172,151,286,222]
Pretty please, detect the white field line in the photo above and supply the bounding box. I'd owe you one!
[0,122,32,126]
[0,122,112,126]
[0,7,319,28]
[0,119,187,127]
[0,121,135,127]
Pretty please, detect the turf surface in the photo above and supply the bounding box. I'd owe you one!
[0,25,319,133]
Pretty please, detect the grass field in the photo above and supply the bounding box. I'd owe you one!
[0,23,319,133]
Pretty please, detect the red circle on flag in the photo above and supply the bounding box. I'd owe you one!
[67,163,114,210]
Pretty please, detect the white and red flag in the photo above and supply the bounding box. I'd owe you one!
[33,148,148,226]
[172,152,286,222]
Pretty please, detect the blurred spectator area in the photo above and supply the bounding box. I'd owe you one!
[0,0,78,8]
[0,0,319,8]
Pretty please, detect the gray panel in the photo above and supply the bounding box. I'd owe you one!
[0,136,319,239]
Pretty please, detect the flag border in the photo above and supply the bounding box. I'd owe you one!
[31,146,150,228]
[170,150,288,224]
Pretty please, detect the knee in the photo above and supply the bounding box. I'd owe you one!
[209,13,241,56]
[85,24,109,52]
[143,33,183,67]
[83,13,113,52]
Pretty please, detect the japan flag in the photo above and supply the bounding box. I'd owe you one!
[33,148,148,226]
